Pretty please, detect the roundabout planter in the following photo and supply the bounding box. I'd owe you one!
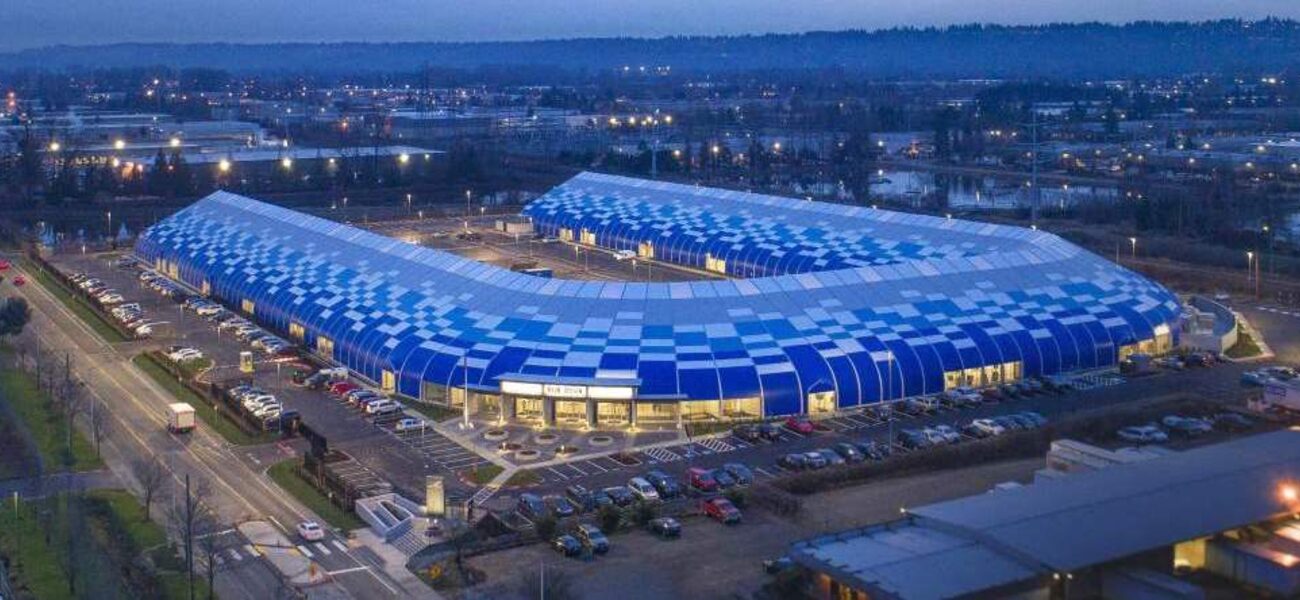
[515,448,542,462]
[589,435,614,447]
[555,444,579,456]
[534,432,560,445]
[483,429,509,442]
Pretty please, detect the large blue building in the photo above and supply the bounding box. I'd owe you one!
[136,172,1180,428]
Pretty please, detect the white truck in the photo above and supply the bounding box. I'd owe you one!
[1262,380,1300,414]
[167,403,197,433]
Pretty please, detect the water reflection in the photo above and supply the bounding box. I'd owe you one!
[869,170,1118,211]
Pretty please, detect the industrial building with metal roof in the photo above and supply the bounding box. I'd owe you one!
[135,172,1180,427]
[789,428,1300,599]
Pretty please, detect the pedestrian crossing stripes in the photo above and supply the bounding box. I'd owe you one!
[314,542,332,556]
[332,539,349,553]
[644,447,681,462]
[698,438,734,453]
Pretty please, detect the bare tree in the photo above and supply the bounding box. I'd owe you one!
[166,475,211,600]
[90,398,111,459]
[132,458,168,520]
[192,502,224,599]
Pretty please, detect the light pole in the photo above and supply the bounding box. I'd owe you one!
[106,211,113,242]
[1128,237,1136,259]
[465,189,472,220]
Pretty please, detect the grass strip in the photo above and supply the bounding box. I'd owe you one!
[132,352,275,446]
[0,366,103,472]
[267,459,366,531]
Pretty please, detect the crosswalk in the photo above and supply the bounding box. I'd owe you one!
[644,446,681,463]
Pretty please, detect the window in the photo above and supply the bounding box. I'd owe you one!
[722,397,762,418]
[288,322,305,341]
[558,228,574,242]
[381,370,396,393]
[807,391,837,415]
[316,335,334,358]
[200,280,211,296]
[580,229,597,245]
[637,241,655,259]
[705,253,727,274]
[945,361,1022,389]
[680,400,722,421]
[240,298,255,315]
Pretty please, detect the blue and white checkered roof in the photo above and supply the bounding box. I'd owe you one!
[136,174,1181,415]
[525,172,1015,277]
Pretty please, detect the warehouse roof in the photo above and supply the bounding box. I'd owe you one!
[791,429,1300,599]
[912,427,1300,571]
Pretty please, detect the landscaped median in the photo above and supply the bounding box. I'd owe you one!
[0,489,207,600]
[0,361,103,473]
[132,351,276,446]
[266,458,366,531]
[19,256,129,343]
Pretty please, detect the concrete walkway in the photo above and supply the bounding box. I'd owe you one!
[0,469,121,499]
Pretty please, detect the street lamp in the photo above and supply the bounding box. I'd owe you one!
[48,141,60,152]
[1128,237,1137,258]
[465,189,472,218]
[106,211,112,240]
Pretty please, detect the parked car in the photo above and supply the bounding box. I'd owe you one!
[545,495,576,518]
[896,399,927,415]
[802,451,829,469]
[687,467,720,492]
[756,423,784,440]
[627,477,660,502]
[575,524,609,554]
[552,534,582,557]
[297,521,325,542]
[832,442,864,463]
[964,418,1006,438]
[393,417,425,432]
[896,429,930,450]
[517,493,547,520]
[930,425,962,444]
[722,463,754,485]
[702,497,742,524]
[733,424,763,443]
[1017,412,1048,427]
[816,448,846,466]
[777,453,808,471]
[855,440,891,461]
[644,470,682,499]
[1212,412,1254,431]
[1161,415,1213,437]
[647,516,682,538]
[784,416,816,435]
[711,467,737,489]
[602,486,636,507]
[614,249,636,261]
[1117,424,1169,444]
[565,485,596,512]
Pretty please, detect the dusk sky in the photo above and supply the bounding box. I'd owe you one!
[7,0,1300,51]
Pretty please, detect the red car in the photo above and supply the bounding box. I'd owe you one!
[11,275,25,287]
[784,416,816,435]
[0,259,10,270]
[702,497,741,524]
[687,467,719,493]
[329,381,357,395]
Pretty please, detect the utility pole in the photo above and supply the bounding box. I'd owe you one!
[185,474,194,600]
[1030,110,1040,224]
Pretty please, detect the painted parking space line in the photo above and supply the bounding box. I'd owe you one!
[699,438,734,453]
[644,447,680,462]
[227,548,242,561]
[566,462,588,476]
[754,466,777,479]
[546,466,571,481]
[582,460,608,474]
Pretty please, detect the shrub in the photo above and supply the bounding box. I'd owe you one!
[597,504,623,533]
[631,500,658,526]
[532,515,557,542]
[724,487,749,509]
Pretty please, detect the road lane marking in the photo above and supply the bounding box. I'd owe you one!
[332,539,349,553]
[314,542,331,556]
[297,544,314,558]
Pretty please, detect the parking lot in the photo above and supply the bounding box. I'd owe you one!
[47,251,484,498]
[497,359,1253,501]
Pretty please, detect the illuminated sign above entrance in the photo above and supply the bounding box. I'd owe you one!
[543,384,588,399]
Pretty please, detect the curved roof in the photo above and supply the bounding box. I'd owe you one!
[135,174,1180,414]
